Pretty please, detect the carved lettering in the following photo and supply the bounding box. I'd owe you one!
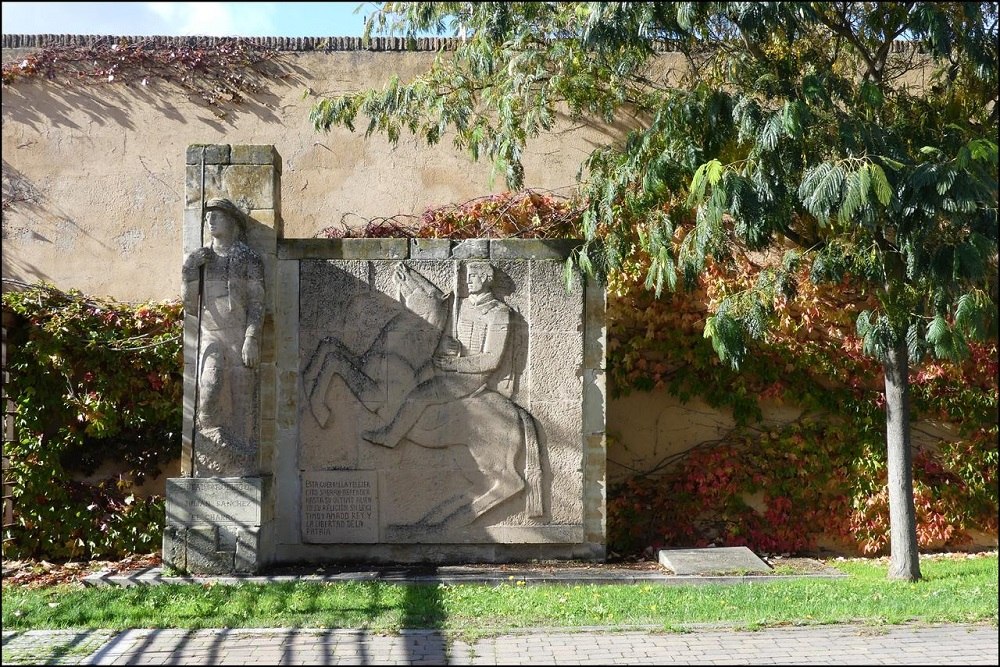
[301,471,378,543]
[166,478,262,526]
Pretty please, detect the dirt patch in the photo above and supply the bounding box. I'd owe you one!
[2,553,162,590]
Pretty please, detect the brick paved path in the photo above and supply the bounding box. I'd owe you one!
[3,623,997,665]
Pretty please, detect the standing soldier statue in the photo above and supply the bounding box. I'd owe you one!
[182,198,264,476]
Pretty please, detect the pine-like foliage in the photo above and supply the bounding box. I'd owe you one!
[311,1,999,580]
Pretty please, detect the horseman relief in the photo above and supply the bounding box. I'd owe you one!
[303,261,544,539]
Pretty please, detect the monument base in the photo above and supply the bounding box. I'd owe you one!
[163,477,273,575]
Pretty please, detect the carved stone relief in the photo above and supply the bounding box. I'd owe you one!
[169,144,603,570]
[182,197,264,476]
[299,259,580,543]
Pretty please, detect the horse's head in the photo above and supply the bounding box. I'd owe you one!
[394,264,448,331]
[404,288,448,330]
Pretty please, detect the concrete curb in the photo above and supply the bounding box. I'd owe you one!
[81,565,848,588]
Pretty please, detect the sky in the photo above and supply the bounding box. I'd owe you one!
[0,2,382,37]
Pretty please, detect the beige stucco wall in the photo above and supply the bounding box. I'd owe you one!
[2,42,645,302]
[0,37,682,485]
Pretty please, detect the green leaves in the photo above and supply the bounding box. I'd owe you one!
[869,163,893,207]
[704,310,746,369]
[925,313,970,361]
[954,290,992,340]
[312,2,998,388]
[797,159,895,228]
[639,214,679,296]
[2,285,182,560]
[687,159,724,207]
[799,162,846,224]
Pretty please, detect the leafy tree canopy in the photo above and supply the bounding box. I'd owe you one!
[313,1,998,369]
[311,2,998,581]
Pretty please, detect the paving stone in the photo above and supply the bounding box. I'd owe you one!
[657,546,773,575]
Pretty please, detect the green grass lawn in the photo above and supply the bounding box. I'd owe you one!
[2,554,996,638]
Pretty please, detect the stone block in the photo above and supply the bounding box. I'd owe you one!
[184,164,227,209]
[482,525,584,543]
[409,238,450,259]
[183,208,205,254]
[161,527,186,572]
[221,164,276,210]
[217,524,239,551]
[259,418,276,473]
[185,526,235,575]
[274,426,301,545]
[205,144,231,164]
[529,260,583,333]
[247,209,279,239]
[583,277,607,370]
[582,369,606,436]
[163,476,272,574]
[584,434,607,477]
[166,477,264,527]
[185,145,203,165]
[530,400,585,526]
[279,238,408,260]
[529,331,584,402]
[658,546,772,575]
[186,144,231,165]
[274,260,300,364]
[231,144,280,168]
[338,238,408,259]
[491,239,582,260]
[235,528,262,573]
[184,169,202,210]
[450,239,490,259]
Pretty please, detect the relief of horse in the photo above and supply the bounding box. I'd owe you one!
[302,262,543,527]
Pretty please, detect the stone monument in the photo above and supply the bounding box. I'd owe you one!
[163,145,280,574]
[165,144,605,573]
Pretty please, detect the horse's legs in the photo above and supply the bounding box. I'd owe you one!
[470,473,524,518]
[468,415,525,518]
[414,494,475,527]
[362,377,452,448]
[305,337,378,427]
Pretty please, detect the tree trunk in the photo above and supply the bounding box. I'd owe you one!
[883,341,921,581]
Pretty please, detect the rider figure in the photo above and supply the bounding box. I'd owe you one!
[362,261,510,448]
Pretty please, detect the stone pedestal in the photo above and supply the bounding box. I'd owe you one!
[163,477,273,574]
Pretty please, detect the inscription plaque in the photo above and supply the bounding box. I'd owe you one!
[301,470,378,543]
[166,478,263,526]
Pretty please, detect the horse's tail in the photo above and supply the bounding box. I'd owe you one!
[520,407,544,518]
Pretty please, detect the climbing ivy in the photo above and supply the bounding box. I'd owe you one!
[2,283,182,559]
[1,37,280,116]
[606,241,997,556]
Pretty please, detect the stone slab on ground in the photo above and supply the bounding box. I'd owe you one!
[658,546,773,575]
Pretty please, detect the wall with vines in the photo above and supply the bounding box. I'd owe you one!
[2,197,996,561]
[2,36,628,303]
[2,283,182,559]
[605,245,998,556]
